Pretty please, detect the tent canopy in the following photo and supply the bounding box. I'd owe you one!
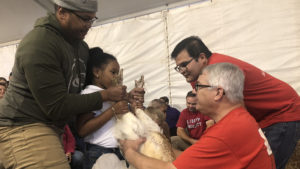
[0,0,194,44]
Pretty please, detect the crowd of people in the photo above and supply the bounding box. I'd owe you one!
[119,36,300,169]
[0,0,299,169]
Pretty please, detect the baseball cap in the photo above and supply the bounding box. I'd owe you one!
[35,0,98,13]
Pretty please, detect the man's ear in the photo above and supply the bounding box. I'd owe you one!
[56,6,68,21]
[214,88,225,101]
[199,53,208,65]
[199,53,206,59]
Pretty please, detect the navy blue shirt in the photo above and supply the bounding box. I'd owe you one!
[165,106,180,128]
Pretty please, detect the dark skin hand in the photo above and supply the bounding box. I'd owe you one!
[101,85,127,102]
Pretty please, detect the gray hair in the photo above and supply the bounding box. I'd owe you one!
[203,62,244,103]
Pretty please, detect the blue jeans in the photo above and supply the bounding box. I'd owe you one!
[70,150,84,169]
[262,121,300,169]
[84,143,125,169]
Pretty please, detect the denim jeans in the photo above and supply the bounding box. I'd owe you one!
[171,136,192,151]
[84,143,125,169]
[262,121,300,169]
[70,150,84,169]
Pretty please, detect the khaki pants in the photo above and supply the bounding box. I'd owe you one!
[0,123,70,169]
[171,136,192,151]
[285,140,300,169]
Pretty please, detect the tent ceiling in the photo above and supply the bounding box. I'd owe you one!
[0,0,188,44]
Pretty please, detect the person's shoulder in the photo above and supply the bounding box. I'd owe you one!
[210,53,236,63]
[20,28,57,47]
[18,22,64,59]
[16,28,64,68]
[33,13,62,39]
[210,53,254,71]
[170,106,180,113]
[227,107,256,125]
[208,107,259,141]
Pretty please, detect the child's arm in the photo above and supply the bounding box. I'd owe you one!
[77,101,129,137]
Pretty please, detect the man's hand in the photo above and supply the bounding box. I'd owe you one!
[190,138,198,145]
[101,85,127,102]
[206,119,215,129]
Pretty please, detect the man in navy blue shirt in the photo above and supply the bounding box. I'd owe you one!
[160,96,181,136]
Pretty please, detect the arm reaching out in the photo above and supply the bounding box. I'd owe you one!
[119,139,177,169]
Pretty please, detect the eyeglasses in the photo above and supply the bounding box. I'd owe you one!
[195,84,213,91]
[195,83,226,95]
[70,11,98,24]
[174,59,193,72]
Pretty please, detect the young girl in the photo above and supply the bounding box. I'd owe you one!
[77,47,129,169]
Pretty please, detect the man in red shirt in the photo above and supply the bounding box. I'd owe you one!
[119,63,275,169]
[171,36,300,169]
[171,91,210,151]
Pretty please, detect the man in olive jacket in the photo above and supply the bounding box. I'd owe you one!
[0,0,143,168]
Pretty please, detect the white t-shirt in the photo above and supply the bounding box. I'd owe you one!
[81,85,118,148]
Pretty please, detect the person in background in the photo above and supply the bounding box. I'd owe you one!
[119,63,276,169]
[0,1,143,168]
[171,91,210,151]
[0,83,6,100]
[150,99,167,114]
[171,36,300,169]
[63,125,84,169]
[0,77,7,100]
[159,96,180,136]
[0,77,7,86]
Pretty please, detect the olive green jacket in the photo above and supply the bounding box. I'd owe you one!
[0,13,102,128]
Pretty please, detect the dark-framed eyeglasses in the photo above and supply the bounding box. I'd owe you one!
[174,58,193,72]
[195,83,226,95]
[70,10,98,24]
[195,84,213,91]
